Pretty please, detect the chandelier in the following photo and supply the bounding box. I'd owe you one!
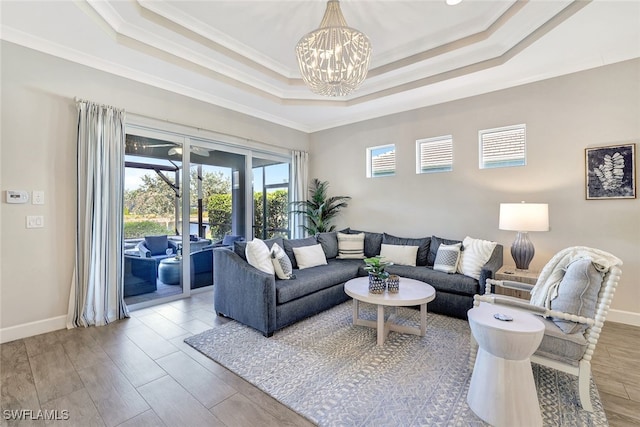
[295,0,372,97]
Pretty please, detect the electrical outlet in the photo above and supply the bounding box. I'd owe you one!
[32,191,45,205]
[26,215,44,228]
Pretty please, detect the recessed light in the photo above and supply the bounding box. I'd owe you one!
[446,0,462,5]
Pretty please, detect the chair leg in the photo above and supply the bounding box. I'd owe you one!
[469,335,478,370]
[578,360,594,412]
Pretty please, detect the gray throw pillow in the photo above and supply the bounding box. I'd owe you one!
[283,237,317,269]
[382,233,431,266]
[428,236,462,267]
[551,258,604,334]
[348,229,383,257]
[144,235,169,256]
[316,232,339,259]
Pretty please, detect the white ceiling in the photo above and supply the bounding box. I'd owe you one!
[2,0,639,133]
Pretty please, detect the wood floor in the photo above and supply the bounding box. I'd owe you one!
[1,289,639,426]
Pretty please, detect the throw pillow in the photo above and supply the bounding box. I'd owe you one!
[428,236,462,266]
[293,244,328,269]
[457,236,497,280]
[348,229,383,257]
[337,232,365,259]
[144,235,169,256]
[271,243,295,280]
[236,237,284,262]
[550,258,604,334]
[382,233,431,266]
[245,238,275,275]
[380,244,419,266]
[283,237,318,269]
[433,243,462,274]
[316,232,339,259]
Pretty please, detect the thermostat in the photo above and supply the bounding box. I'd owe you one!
[6,190,29,204]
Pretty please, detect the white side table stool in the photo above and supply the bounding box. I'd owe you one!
[467,302,545,427]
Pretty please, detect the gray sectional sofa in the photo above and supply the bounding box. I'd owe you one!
[213,229,503,337]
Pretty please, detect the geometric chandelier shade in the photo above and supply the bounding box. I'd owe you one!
[295,0,372,97]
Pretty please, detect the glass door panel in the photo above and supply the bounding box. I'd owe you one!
[252,157,290,239]
[123,133,185,306]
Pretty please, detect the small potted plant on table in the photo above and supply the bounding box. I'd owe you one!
[363,256,393,294]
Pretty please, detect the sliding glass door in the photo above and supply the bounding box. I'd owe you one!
[123,133,186,305]
[252,156,290,239]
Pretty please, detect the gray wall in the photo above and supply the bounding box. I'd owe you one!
[0,41,309,335]
[309,59,640,321]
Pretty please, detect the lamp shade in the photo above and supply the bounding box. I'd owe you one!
[499,203,549,232]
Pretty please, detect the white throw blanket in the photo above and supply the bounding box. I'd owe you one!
[529,246,623,308]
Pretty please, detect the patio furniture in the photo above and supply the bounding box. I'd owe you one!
[124,255,157,297]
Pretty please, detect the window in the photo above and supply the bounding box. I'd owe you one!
[416,135,453,174]
[479,124,526,169]
[367,144,395,177]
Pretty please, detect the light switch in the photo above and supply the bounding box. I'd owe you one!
[26,215,44,228]
[32,191,45,205]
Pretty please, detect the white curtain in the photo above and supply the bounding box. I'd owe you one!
[67,99,128,328]
[290,150,309,238]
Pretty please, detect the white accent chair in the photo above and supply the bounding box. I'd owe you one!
[470,246,623,412]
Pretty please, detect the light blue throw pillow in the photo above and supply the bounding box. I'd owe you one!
[551,258,604,334]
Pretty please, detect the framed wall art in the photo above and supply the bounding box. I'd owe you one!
[585,143,636,200]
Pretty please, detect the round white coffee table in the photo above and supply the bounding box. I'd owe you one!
[467,302,545,427]
[344,276,436,346]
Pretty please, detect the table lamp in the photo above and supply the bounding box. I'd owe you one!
[499,202,549,270]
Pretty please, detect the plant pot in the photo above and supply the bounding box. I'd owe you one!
[387,274,400,293]
[368,273,386,294]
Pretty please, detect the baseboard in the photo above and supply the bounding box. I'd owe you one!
[607,308,640,327]
[0,315,67,344]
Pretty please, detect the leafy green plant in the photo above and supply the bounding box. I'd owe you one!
[291,179,351,235]
[363,256,393,280]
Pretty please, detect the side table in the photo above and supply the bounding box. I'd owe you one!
[494,266,539,300]
[158,257,181,285]
[467,302,545,427]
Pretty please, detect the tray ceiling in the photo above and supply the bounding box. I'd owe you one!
[2,0,639,132]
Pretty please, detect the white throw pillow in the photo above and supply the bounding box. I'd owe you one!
[293,244,328,269]
[380,244,419,266]
[433,243,462,274]
[271,243,295,280]
[336,232,365,259]
[457,236,497,280]
[245,238,274,275]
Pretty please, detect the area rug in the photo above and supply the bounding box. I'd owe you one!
[185,302,608,426]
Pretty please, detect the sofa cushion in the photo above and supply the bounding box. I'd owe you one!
[385,265,480,297]
[458,236,497,280]
[276,259,361,304]
[144,235,169,256]
[348,229,383,257]
[535,317,588,366]
[245,239,274,275]
[235,237,284,261]
[222,235,244,246]
[293,244,328,269]
[316,232,339,259]
[283,237,317,269]
[337,232,365,259]
[271,243,295,280]
[550,258,604,334]
[380,243,419,266]
[434,243,462,274]
[382,233,431,266]
[428,236,462,266]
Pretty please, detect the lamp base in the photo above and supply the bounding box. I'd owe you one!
[511,232,535,270]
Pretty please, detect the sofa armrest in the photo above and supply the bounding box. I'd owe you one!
[213,248,277,336]
[136,241,152,258]
[479,244,503,295]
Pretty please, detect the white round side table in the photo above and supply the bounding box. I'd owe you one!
[467,302,545,427]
